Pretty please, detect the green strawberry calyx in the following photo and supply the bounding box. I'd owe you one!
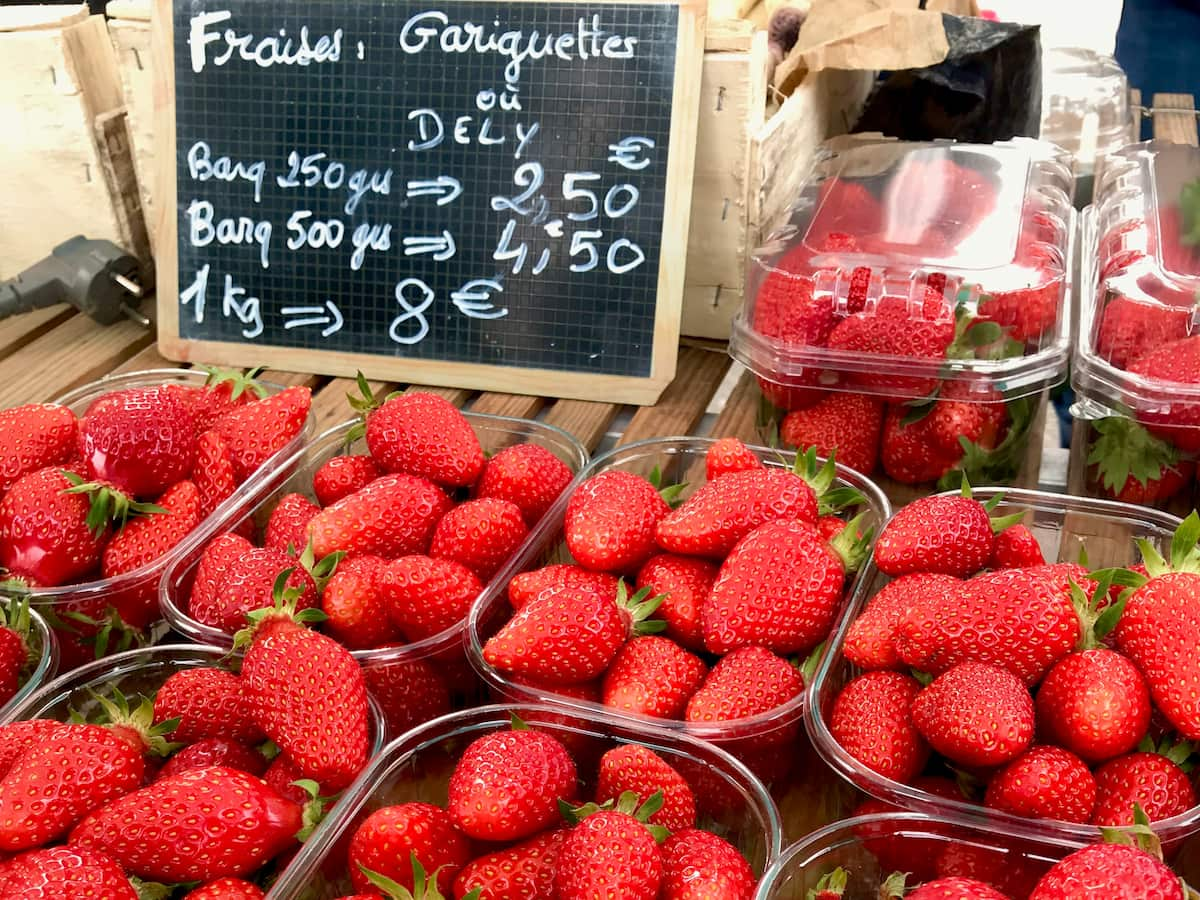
[647,465,687,507]
[828,512,874,575]
[558,789,670,843]
[296,541,344,594]
[1100,803,1165,857]
[1137,735,1196,774]
[200,364,268,400]
[938,394,1035,492]
[233,568,328,652]
[76,688,182,758]
[1087,414,1183,495]
[1181,177,1200,247]
[1096,511,1200,599]
[0,594,38,674]
[878,871,908,899]
[806,866,847,899]
[797,642,826,687]
[46,605,147,660]
[291,778,336,842]
[1069,575,1126,651]
[345,371,412,447]
[791,447,867,515]
[358,854,480,900]
[615,581,668,637]
[963,480,1025,534]
[60,471,166,535]
[129,877,175,900]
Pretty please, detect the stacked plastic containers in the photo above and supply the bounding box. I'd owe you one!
[1040,48,1136,205]
[160,414,587,739]
[729,135,1075,498]
[1073,141,1200,513]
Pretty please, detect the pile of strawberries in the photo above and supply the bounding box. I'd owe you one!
[1084,173,1200,506]
[0,584,373,897]
[0,598,42,711]
[176,377,575,734]
[824,488,1200,834]
[0,370,312,666]
[317,716,759,900]
[478,437,873,778]
[748,155,1066,488]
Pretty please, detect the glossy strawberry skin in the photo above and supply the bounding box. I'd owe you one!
[153,667,265,745]
[363,658,452,743]
[685,646,803,725]
[1096,294,1190,370]
[69,765,301,883]
[190,546,317,635]
[985,746,1097,823]
[843,573,960,671]
[990,524,1045,568]
[448,728,577,842]
[656,468,818,560]
[553,810,662,900]
[0,845,137,899]
[910,662,1034,769]
[704,438,762,481]
[935,840,1049,899]
[564,471,670,573]
[452,828,566,900]
[193,430,237,519]
[1035,650,1151,763]
[1128,335,1200,451]
[321,554,402,650]
[635,555,717,651]
[184,877,266,900]
[187,533,255,627]
[830,670,929,784]
[601,636,707,720]
[306,473,452,561]
[908,878,1012,900]
[381,555,482,642]
[0,719,68,778]
[263,493,320,556]
[1090,751,1197,825]
[0,466,108,587]
[508,564,619,611]
[596,744,696,831]
[1029,842,1183,899]
[659,829,756,900]
[79,385,196,497]
[780,393,885,475]
[348,802,474,895]
[476,443,574,527]
[312,454,381,507]
[430,497,529,581]
[0,404,78,497]
[159,738,268,780]
[102,480,202,578]
[366,392,484,487]
[703,519,845,656]
[880,405,961,485]
[874,495,994,578]
[212,385,311,481]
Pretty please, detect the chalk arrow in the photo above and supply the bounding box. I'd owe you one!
[403,231,456,261]
[280,300,343,337]
[405,176,463,206]
[451,278,508,319]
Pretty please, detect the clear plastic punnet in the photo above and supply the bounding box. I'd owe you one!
[729,135,1074,491]
[0,598,56,723]
[1072,142,1200,509]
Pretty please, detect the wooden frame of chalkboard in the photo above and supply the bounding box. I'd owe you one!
[152,0,705,404]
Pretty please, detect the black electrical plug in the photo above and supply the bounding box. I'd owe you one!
[0,235,150,327]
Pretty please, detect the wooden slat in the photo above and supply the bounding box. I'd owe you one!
[0,306,76,360]
[469,393,545,420]
[261,370,325,389]
[417,386,474,407]
[542,400,623,453]
[1152,93,1199,145]
[110,342,178,373]
[617,347,730,446]
[707,369,763,443]
[1131,88,1143,138]
[310,377,374,430]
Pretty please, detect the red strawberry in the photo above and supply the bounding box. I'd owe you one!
[1086,415,1194,504]
[448,722,577,841]
[312,454,381,507]
[990,523,1044,568]
[475,443,574,526]
[159,738,268,779]
[194,430,238,518]
[0,403,78,497]
[508,564,619,611]
[452,828,566,899]
[79,385,197,497]
[810,176,882,239]
[935,841,1049,899]
[979,278,1063,344]
[430,498,529,581]
[780,394,885,474]
[910,662,1034,768]
[985,745,1097,823]
[348,802,473,895]
[844,573,960,671]
[703,518,861,655]
[1036,649,1151,763]
[353,383,483,487]
[635,554,716,652]
[381,555,481,642]
[483,581,664,684]
[153,667,265,744]
[169,368,268,433]
[830,670,929,783]
[1096,294,1190,369]
[0,597,36,704]
[69,765,302,882]
[1029,840,1183,899]
[565,471,671,573]
[238,595,370,791]
[596,744,695,831]
[1127,336,1200,451]
[262,493,319,558]
[306,473,452,560]
[751,257,835,350]
[685,646,803,724]
[818,515,848,540]
[102,480,202,577]
[322,554,402,649]
[363,658,451,739]
[850,780,964,882]
[184,877,266,899]
[874,492,1005,578]
[212,385,310,480]
[656,468,818,560]
[659,828,756,900]
[897,568,1078,685]
[881,405,961,484]
[0,719,68,778]
[906,878,1012,900]
[704,438,762,481]
[1091,748,1197,825]
[191,547,317,634]
[262,753,310,805]
[925,390,1008,459]
[601,636,707,719]
[0,723,145,851]
[187,533,255,627]
[0,846,137,899]
[553,798,664,900]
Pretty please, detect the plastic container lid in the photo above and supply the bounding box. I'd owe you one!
[730,135,1075,404]
[1040,48,1135,176]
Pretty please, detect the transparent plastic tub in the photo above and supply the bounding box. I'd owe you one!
[465,437,890,802]
[728,135,1075,492]
[754,812,1090,899]
[0,369,318,672]
[1072,144,1200,511]
[267,703,784,899]
[160,414,588,737]
[806,487,1200,846]
[0,599,57,723]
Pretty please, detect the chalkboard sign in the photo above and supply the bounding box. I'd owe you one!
[152,0,704,404]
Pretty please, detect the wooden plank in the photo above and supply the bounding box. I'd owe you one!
[1152,93,1198,145]
[617,347,730,446]
[310,377,372,430]
[417,386,474,408]
[542,400,623,453]
[469,394,546,420]
[110,342,178,374]
[707,368,763,442]
[260,370,324,389]
[0,306,76,361]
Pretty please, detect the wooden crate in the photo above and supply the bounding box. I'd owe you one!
[0,4,149,278]
[103,1,870,340]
